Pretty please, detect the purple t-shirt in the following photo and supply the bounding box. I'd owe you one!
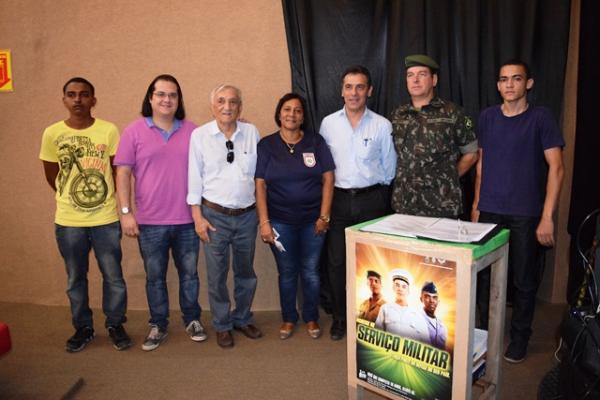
[255,131,335,224]
[477,105,565,217]
[114,118,197,225]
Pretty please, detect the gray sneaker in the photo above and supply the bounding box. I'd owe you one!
[186,320,208,342]
[142,325,168,351]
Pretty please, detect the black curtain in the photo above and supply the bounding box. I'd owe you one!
[282,0,570,135]
[566,0,600,299]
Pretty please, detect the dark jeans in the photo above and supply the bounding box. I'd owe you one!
[270,221,325,323]
[138,223,201,329]
[476,212,542,343]
[326,185,389,322]
[55,222,127,329]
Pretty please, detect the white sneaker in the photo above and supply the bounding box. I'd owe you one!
[186,320,208,342]
[142,325,168,351]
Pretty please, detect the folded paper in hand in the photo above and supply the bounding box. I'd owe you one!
[272,228,286,252]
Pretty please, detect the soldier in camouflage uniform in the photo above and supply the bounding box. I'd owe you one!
[390,55,478,218]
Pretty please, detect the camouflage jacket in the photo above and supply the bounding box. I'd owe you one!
[390,97,476,217]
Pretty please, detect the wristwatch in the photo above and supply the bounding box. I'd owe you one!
[319,215,330,223]
[120,207,130,215]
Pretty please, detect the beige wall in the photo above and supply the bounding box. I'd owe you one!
[0,0,290,310]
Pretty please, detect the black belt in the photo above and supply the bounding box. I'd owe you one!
[202,198,256,216]
[334,184,382,195]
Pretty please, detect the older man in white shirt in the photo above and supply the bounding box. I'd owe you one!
[187,84,262,348]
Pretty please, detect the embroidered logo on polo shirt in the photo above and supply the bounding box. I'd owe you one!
[303,152,316,168]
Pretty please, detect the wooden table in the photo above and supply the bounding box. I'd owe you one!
[346,223,509,400]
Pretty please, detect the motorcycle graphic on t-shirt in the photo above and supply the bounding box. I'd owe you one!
[57,142,108,209]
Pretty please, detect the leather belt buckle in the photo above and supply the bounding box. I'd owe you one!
[335,184,381,195]
[202,198,256,216]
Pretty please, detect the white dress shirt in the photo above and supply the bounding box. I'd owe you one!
[374,303,430,343]
[319,107,396,189]
[187,120,259,209]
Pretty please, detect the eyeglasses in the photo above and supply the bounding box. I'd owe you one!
[226,140,234,163]
[153,91,179,100]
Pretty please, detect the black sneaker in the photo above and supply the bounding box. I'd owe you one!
[330,320,346,341]
[108,325,132,351]
[503,340,527,363]
[66,326,95,353]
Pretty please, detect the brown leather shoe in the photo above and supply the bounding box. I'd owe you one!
[279,322,295,340]
[234,324,263,339]
[216,330,234,348]
[307,321,321,339]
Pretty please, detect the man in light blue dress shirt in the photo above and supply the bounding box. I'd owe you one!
[187,84,263,349]
[320,65,397,340]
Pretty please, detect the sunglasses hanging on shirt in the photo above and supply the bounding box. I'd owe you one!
[226,140,234,163]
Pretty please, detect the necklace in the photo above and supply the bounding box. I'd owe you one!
[279,131,303,154]
[285,142,296,154]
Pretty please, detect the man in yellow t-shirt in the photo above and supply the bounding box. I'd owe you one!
[39,77,130,352]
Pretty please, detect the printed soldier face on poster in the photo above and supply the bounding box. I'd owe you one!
[355,242,456,400]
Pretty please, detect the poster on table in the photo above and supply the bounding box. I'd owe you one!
[355,242,456,400]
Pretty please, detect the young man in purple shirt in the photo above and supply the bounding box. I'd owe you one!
[115,74,206,351]
[472,60,565,363]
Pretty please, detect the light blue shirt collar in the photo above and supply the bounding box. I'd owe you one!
[339,106,373,121]
[144,117,182,142]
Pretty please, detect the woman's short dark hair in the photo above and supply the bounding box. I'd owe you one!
[141,74,186,120]
[274,92,307,129]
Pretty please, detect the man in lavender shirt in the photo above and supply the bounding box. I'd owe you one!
[115,74,206,351]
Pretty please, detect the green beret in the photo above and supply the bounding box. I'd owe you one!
[405,54,440,71]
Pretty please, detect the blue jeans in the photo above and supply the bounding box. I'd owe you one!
[270,221,324,323]
[202,206,257,332]
[55,222,127,329]
[138,223,201,329]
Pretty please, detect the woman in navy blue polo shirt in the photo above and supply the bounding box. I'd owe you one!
[255,93,335,340]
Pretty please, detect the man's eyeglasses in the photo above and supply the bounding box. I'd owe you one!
[153,91,179,100]
[226,140,234,163]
